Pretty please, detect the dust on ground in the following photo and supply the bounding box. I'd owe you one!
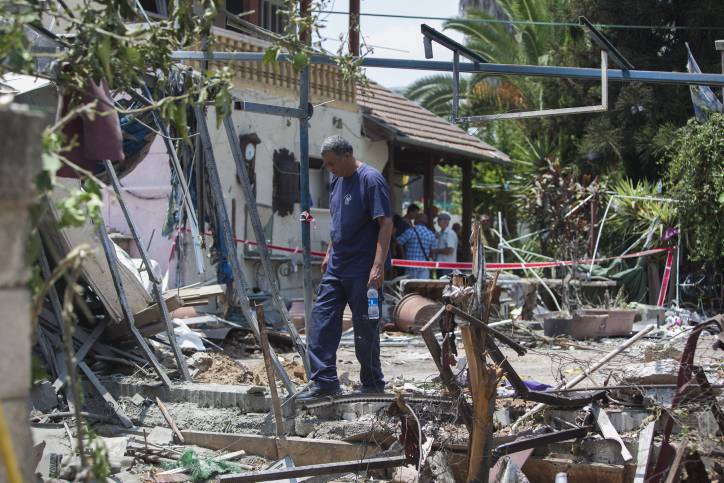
[192,351,307,386]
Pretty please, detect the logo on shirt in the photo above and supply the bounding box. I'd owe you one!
[344,193,352,205]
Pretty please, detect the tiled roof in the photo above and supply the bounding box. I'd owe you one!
[356,81,510,164]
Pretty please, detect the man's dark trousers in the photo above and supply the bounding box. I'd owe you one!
[308,274,384,390]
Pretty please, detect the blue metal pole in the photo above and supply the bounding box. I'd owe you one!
[299,65,312,371]
[170,51,724,87]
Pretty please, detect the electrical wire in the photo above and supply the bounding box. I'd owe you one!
[319,10,724,31]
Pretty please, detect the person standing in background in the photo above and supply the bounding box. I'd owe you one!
[397,213,436,279]
[432,212,458,277]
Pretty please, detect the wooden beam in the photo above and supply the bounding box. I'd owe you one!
[387,141,396,212]
[180,431,381,466]
[460,324,497,483]
[461,160,473,262]
[156,397,185,444]
[256,305,284,437]
[424,159,435,225]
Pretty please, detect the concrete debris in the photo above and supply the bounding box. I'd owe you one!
[26,172,723,482]
[621,358,680,385]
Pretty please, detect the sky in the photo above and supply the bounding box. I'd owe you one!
[314,0,466,90]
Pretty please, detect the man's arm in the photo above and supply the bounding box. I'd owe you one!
[321,242,332,274]
[368,216,393,289]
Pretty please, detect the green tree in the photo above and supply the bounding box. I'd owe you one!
[664,114,724,263]
[567,0,724,180]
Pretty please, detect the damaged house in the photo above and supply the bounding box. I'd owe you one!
[1,1,722,482]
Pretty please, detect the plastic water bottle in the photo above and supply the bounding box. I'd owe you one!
[367,287,380,320]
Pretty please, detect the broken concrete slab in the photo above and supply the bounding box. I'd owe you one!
[100,379,270,411]
[146,426,174,446]
[100,436,130,472]
[181,430,382,466]
[621,359,679,385]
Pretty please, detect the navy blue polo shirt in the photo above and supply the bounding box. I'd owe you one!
[327,163,391,279]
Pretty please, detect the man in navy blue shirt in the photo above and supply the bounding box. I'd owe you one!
[296,136,393,401]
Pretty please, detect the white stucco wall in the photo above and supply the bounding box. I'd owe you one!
[103,87,388,299]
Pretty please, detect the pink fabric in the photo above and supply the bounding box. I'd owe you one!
[58,79,123,178]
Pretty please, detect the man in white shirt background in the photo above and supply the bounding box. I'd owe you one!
[432,211,458,277]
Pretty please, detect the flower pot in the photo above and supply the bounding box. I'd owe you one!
[543,316,573,337]
[571,313,609,339]
[580,309,636,336]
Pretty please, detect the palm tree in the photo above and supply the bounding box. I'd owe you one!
[405,0,576,125]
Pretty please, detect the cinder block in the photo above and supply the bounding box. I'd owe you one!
[0,211,31,288]
[0,290,31,399]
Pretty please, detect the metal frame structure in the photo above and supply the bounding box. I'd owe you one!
[423,24,613,122]
[194,105,296,394]
[165,29,724,397]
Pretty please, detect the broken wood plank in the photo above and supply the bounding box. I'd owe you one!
[180,431,381,466]
[663,439,688,483]
[172,284,226,301]
[218,456,407,482]
[256,305,285,437]
[592,404,633,462]
[134,293,183,326]
[156,397,184,444]
[460,323,498,483]
[633,421,655,483]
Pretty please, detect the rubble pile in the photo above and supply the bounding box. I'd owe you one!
[28,226,724,482]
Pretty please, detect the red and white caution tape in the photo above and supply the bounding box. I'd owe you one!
[173,228,674,307]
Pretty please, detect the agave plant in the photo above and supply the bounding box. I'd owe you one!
[605,178,678,248]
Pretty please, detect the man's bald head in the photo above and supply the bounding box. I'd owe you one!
[415,213,429,226]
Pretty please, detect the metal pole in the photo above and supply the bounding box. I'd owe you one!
[497,211,504,265]
[451,51,459,122]
[169,51,724,87]
[299,66,313,371]
[96,219,172,387]
[193,105,295,394]
[103,160,192,382]
[588,197,614,277]
[222,116,309,376]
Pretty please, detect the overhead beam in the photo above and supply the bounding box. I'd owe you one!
[170,51,724,87]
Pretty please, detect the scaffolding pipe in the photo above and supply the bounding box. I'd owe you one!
[299,66,313,371]
[169,51,724,87]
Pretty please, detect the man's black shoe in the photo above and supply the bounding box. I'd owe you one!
[294,382,342,402]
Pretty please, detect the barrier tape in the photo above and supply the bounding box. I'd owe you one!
[173,229,675,306]
[657,248,675,307]
[390,247,672,271]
